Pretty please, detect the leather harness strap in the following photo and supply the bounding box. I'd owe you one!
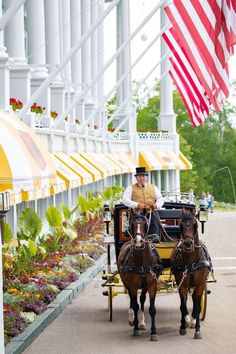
[119,263,163,274]
[171,259,212,273]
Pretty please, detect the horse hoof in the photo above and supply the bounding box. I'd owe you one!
[128,321,134,327]
[150,334,158,341]
[179,328,186,335]
[194,331,202,339]
[139,324,146,330]
[133,329,141,337]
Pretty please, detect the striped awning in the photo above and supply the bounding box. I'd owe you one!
[50,154,81,189]
[105,153,130,174]
[139,151,192,171]
[112,152,137,172]
[79,152,109,178]
[95,153,122,175]
[70,153,102,182]
[0,110,56,202]
[50,176,67,195]
[55,152,93,185]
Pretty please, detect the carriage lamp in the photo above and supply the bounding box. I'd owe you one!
[103,204,112,234]
[0,191,10,244]
[198,204,208,233]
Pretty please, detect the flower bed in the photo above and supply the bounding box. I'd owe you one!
[3,236,105,346]
[3,186,123,347]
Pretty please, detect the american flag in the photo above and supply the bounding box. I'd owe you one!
[163,0,236,126]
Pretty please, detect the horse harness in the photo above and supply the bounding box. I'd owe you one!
[119,240,163,277]
[171,241,213,290]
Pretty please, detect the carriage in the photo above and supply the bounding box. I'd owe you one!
[102,195,215,339]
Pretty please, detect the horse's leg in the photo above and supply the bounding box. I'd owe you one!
[179,289,189,335]
[129,290,140,336]
[139,288,147,330]
[149,285,158,341]
[128,298,134,326]
[191,282,206,339]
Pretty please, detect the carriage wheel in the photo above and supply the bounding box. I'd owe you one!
[108,286,113,321]
[200,285,207,321]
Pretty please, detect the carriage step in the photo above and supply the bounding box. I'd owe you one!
[103,290,108,296]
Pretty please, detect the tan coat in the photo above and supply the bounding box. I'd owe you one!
[131,183,156,206]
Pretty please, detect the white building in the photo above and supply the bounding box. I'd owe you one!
[0,0,192,231]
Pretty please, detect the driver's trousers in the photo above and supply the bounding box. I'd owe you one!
[147,211,160,236]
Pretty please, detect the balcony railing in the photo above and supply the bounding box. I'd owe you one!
[137,132,170,140]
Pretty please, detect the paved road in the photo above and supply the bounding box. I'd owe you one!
[24,211,236,354]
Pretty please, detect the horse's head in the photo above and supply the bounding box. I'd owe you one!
[130,211,149,248]
[179,208,198,252]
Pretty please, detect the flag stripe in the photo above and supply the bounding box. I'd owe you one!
[164,28,210,114]
[173,0,229,97]
[165,6,216,105]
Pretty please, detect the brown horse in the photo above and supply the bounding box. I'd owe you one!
[171,208,212,339]
[117,210,162,341]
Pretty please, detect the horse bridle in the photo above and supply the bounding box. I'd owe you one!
[179,215,199,253]
[129,213,151,249]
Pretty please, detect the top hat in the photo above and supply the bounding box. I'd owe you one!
[134,167,148,176]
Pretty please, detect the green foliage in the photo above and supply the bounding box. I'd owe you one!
[176,84,236,202]
[46,206,62,227]
[18,208,42,241]
[60,203,71,221]
[76,195,102,215]
[99,184,124,209]
[3,222,12,244]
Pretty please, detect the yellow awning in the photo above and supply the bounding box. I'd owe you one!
[79,152,108,178]
[70,153,102,182]
[84,153,117,176]
[112,152,137,172]
[105,153,130,174]
[139,151,192,171]
[21,186,51,202]
[50,154,81,189]
[50,175,67,195]
[55,153,93,185]
[0,110,57,203]
[96,153,122,175]
[139,151,162,171]
[179,151,192,170]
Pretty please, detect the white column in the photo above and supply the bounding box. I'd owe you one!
[158,6,176,133]
[59,0,74,123]
[26,0,50,115]
[164,170,170,192]
[115,0,132,133]
[4,0,25,63]
[27,0,47,75]
[175,170,180,193]
[0,0,9,110]
[97,0,104,127]
[44,0,65,116]
[91,0,99,102]
[81,0,94,127]
[70,0,82,122]
[81,0,91,97]
[91,0,99,129]
[4,0,30,105]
